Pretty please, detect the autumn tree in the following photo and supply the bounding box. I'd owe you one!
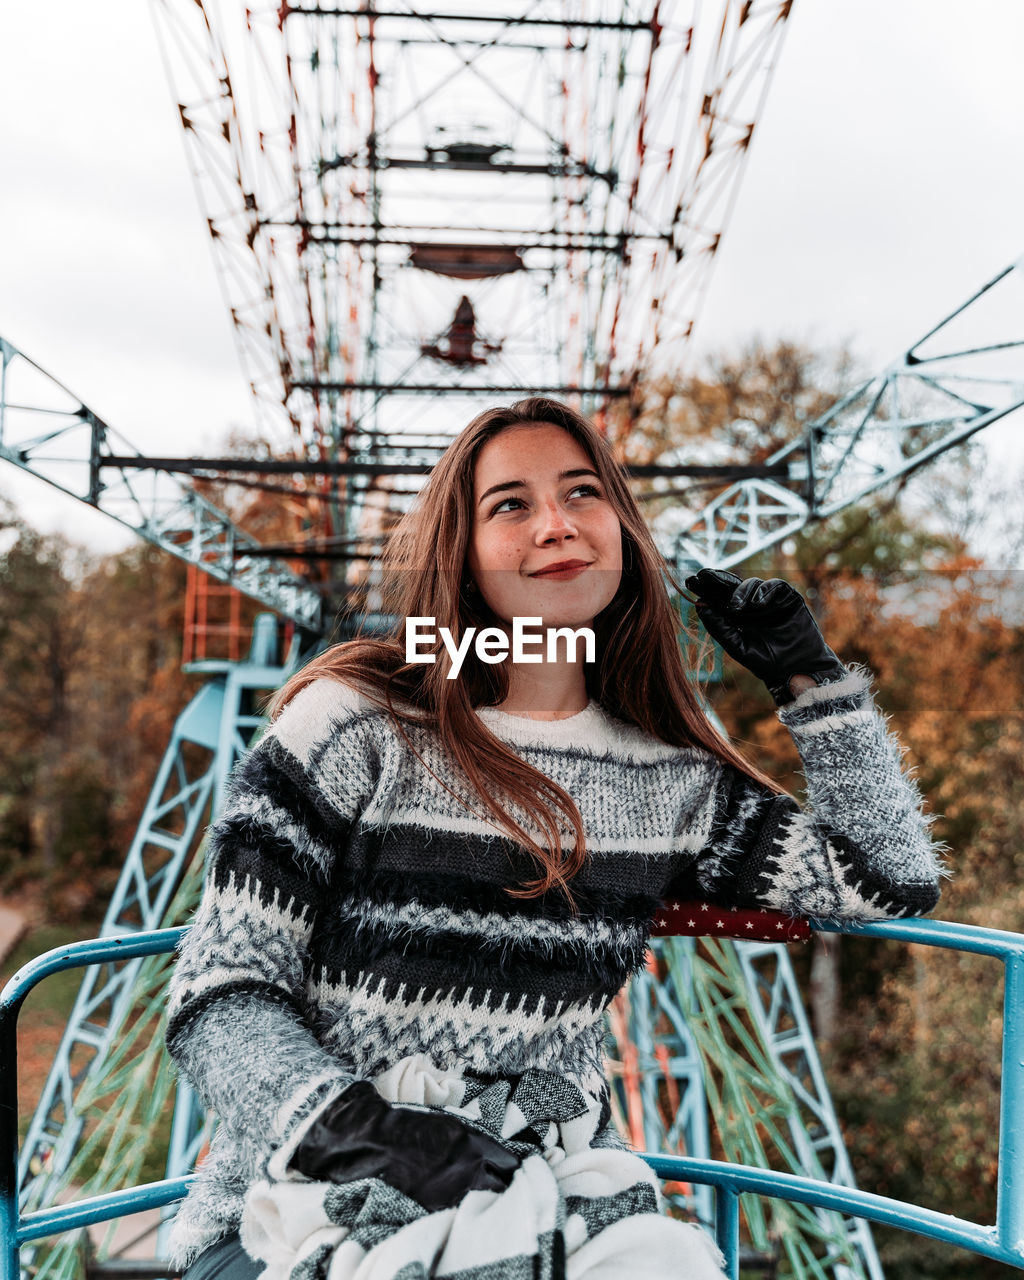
[0,505,93,890]
[0,504,191,919]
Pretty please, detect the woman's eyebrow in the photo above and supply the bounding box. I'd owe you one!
[477,468,600,507]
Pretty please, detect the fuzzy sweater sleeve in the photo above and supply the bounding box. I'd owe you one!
[670,667,945,921]
[164,676,380,1167]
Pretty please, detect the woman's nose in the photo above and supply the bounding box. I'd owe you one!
[535,501,578,540]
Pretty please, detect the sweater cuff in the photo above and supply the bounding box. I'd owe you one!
[265,1071,355,1183]
[776,666,873,733]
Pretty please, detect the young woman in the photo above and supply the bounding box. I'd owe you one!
[164,397,943,1280]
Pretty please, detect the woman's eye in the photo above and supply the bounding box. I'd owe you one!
[491,485,602,515]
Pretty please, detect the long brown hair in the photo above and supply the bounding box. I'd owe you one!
[270,396,782,911]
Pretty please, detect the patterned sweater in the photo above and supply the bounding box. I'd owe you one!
[162,668,942,1270]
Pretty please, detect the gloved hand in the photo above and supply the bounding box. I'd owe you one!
[684,568,847,706]
[286,1080,522,1212]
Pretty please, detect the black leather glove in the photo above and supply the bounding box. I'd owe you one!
[684,569,847,706]
[286,1080,521,1212]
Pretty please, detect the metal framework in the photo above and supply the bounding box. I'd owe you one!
[0,328,782,609]
[668,256,1024,569]
[149,0,795,557]
[732,939,882,1278]
[8,919,1024,1279]
[12,617,290,1279]
[0,339,323,630]
[607,935,883,1279]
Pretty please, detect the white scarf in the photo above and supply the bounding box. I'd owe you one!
[239,1053,727,1280]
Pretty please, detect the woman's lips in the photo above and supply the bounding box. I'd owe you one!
[531,564,590,580]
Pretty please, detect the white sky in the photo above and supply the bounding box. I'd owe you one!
[1,0,1022,555]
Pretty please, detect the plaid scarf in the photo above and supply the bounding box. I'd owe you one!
[238,1052,726,1280]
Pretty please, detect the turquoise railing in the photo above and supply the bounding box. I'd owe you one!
[2,918,1022,1280]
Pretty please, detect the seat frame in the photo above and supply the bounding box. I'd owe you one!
[3,918,1023,1280]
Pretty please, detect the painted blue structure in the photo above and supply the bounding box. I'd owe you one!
[11,616,291,1258]
[631,930,886,1278]
[3,917,1023,1280]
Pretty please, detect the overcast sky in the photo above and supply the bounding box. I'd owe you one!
[1,0,1022,555]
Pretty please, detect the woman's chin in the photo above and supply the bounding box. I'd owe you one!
[493,608,600,633]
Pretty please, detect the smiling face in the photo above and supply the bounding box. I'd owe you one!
[465,422,624,630]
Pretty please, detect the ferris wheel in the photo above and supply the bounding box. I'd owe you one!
[12,6,1024,1279]
[148,0,795,591]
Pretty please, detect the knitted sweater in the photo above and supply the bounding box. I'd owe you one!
[162,668,942,1270]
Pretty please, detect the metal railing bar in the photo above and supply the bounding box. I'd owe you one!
[641,1155,1011,1266]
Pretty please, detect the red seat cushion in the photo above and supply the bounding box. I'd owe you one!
[650,900,812,942]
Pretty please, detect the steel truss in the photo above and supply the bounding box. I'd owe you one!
[149,0,794,552]
[15,618,293,1280]
[734,939,882,1278]
[669,257,1024,569]
[607,937,882,1280]
[0,339,323,630]
[0,320,782,592]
